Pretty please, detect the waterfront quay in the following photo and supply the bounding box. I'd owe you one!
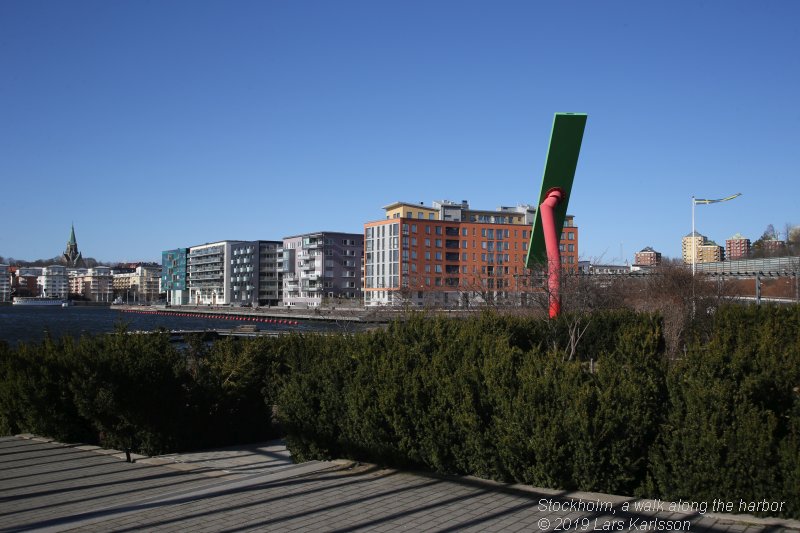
[116,304,384,323]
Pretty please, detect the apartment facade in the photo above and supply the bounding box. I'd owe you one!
[699,241,725,263]
[363,200,578,307]
[0,265,9,302]
[682,231,706,264]
[725,233,751,260]
[113,264,161,303]
[11,267,41,297]
[282,232,363,307]
[187,241,237,305]
[257,240,283,306]
[39,265,69,298]
[161,248,189,305]
[69,267,113,302]
[634,246,661,267]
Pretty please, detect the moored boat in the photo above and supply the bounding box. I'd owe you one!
[12,296,67,306]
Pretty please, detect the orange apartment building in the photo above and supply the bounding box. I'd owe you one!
[364,200,578,307]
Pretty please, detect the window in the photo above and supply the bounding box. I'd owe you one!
[568,232,575,240]
[435,251,442,260]
[568,244,574,252]
[435,226,442,235]
[435,239,442,247]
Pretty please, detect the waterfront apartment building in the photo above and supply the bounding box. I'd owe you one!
[38,265,69,298]
[282,232,363,307]
[725,233,751,260]
[257,240,283,306]
[228,241,265,306]
[161,248,189,305]
[187,241,237,305]
[0,265,9,302]
[112,264,161,303]
[69,267,113,302]
[363,200,578,307]
[180,240,284,307]
[11,267,41,297]
[634,246,661,267]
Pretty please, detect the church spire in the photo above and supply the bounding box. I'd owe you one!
[63,223,84,267]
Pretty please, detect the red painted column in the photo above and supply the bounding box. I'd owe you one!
[540,188,564,318]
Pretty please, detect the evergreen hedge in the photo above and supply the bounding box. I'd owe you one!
[0,305,798,518]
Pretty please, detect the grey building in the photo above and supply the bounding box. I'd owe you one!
[257,240,283,306]
[282,231,363,307]
[188,241,240,305]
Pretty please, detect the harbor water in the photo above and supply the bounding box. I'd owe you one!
[0,305,347,346]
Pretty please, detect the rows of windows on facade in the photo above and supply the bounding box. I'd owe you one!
[0,201,580,307]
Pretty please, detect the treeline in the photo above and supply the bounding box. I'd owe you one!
[1,306,798,518]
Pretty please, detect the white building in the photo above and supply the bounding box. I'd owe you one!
[187,241,238,305]
[0,265,10,302]
[38,265,69,298]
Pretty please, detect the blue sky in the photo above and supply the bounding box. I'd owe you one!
[2,1,798,264]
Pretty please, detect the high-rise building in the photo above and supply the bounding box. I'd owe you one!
[634,246,661,267]
[364,200,578,307]
[725,233,751,260]
[681,231,706,265]
[282,232,363,307]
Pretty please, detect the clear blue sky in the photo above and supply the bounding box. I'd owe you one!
[2,1,798,264]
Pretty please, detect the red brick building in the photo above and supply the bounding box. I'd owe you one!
[364,200,578,306]
[725,233,751,260]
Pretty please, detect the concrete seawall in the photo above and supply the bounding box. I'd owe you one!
[114,304,388,323]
